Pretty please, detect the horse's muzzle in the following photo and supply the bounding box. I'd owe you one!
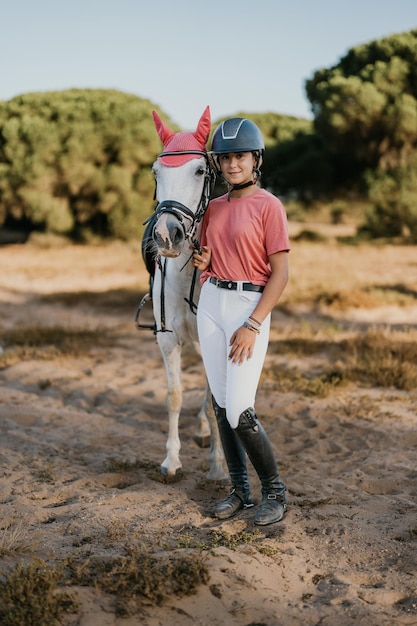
[154,212,186,257]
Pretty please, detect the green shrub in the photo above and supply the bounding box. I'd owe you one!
[0,89,168,240]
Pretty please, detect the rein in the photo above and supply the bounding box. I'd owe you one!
[136,151,215,333]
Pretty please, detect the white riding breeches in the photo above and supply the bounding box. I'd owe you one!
[197,280,271,429]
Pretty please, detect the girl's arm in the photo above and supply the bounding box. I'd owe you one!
[249,251,289,324]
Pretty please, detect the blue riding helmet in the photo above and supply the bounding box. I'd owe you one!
[209,118,264,185]
[210,118,264,155]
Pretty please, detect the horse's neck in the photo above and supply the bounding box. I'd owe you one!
[166,250,195,280]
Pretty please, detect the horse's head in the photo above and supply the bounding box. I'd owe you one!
[151,106,213,258]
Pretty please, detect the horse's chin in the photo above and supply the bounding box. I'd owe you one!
[159,248,181,259]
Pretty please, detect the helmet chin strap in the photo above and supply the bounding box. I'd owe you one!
[232,179,256,191]
[226,169,260,201]
[227,178,255,201]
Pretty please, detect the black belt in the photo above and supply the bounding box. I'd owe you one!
[209,277,264,293]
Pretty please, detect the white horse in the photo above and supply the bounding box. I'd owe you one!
[138,106,226,481]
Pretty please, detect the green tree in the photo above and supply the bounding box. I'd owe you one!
[0,89,171,240]
[262,129,336,201]
[360,157,417,242]
[304,30,417,238]
[306,30,417,171]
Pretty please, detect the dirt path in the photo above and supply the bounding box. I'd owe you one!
[0,240,416,625]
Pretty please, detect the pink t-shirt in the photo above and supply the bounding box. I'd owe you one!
[200,188,290,286]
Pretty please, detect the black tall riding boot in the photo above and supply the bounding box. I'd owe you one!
[212,398,253,520]
[235,407,287,526]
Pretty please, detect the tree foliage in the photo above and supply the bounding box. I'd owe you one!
[0,89,170,240]
[305,30,417,172]
[360,157,417,242]
[302,30,417,239]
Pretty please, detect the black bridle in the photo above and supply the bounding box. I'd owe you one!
[145,150,214,253]
[136,150,215,333]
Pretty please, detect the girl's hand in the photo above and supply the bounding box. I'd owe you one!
[228,325,256,365]
[192,245,211,270]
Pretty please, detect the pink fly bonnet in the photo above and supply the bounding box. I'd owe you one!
[152,106,211,167]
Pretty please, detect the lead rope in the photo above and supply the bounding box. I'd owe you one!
[184,266,199,315]
[159,257,170,333]
[180,168,214,314]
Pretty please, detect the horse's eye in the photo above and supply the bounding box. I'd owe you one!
[196,167,205,176]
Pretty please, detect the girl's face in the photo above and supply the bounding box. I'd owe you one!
[219,152,256,186]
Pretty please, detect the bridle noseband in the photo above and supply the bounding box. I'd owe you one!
[150,199,198,251]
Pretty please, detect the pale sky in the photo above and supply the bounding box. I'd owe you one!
[2,0,417,129]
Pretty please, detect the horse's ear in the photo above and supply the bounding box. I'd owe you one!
[152,110,175,145]
[194,106,211,146]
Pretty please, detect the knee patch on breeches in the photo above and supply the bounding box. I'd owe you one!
[237,407,258,432]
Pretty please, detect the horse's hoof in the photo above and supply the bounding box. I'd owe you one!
[206,469,228,482]
[161,465,179,476]
[160,465,183,482]
[194,434,211,449]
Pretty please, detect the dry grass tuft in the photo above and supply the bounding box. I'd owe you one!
[266,327,417,394]
[66,547,209,615]
[315,289,384,310]
[0,542,211,623]
[0,515,34,558]
[39,288,141,312]
[341,327,417,391]
[208,528,280,557]
[1,325,111,351]
[160,526,280,559]
[285,272,417,309]
[263,366,346,398]
[0,560,77,626]
[314,285,417,310]
[293,229,328,243]
[0,325,113,368]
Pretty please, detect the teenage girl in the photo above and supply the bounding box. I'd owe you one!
[193,118,290,525]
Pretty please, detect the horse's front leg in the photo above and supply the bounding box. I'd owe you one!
[194,383,211,448]
[159,341,183,476]
[197,385,227,481]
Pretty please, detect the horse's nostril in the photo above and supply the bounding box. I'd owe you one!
[155,233,165,246]
[172,227,183,245]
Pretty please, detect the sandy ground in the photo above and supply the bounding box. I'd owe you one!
[0,236,416,626]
